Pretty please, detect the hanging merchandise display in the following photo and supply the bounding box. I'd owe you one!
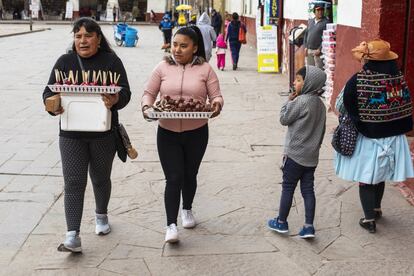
[321,23,337,105]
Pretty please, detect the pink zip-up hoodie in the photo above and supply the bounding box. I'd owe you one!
[142,56,224,132]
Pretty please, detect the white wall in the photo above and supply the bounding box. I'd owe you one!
[226,0,243,15]
[71,0,79,11]
[225,0,258,17]
[283,0,309,20]
[337,0,362,28]
[147,0,166,13]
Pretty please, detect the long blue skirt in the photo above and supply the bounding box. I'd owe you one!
[335,134,414,184]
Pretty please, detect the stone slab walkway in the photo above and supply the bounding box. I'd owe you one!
[0,25,413,275]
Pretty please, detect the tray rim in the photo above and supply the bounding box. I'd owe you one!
[48,84,121,94]
[147,111,213,119]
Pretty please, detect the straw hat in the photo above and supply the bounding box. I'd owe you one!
[352,39,398,61]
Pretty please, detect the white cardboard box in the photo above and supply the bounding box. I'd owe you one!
[60,93,111,132]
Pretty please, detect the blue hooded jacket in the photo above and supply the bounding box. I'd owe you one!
[159,15,174,31]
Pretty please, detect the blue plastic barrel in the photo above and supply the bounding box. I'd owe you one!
[124,27,138,47]
[117,23,128,34]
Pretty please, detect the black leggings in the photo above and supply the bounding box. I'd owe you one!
[163,29,172,44]
[359,182,385,220]
[59,134,116,232]
[157,125,208,225]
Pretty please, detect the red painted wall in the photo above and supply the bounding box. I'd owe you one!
[331,0,382,107]
[241,16,257,46]
[406,3,414,90]
[379,0,407,67]
[331,0,409,108]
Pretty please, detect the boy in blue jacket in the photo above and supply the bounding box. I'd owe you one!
[159,14,175,51]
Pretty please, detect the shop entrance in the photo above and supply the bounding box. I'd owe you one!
[2,0,26,19]
[118,0,147,22]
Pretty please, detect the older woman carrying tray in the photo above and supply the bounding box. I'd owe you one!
[43,18,131,252]
[141,26,223,243]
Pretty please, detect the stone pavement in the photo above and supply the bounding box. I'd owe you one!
[0,25,413,276]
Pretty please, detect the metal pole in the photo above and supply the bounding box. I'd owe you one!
[29,0,32,31]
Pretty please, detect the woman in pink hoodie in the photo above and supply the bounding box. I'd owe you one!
[141,27,224,243]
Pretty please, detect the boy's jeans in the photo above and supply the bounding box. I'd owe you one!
[279,157,316,225]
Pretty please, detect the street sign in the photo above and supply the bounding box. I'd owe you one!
[257,25,279,73]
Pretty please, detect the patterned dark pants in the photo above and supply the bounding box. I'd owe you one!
[59,134,116,232]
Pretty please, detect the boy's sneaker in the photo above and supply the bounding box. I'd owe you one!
[299,226,315,239]
[95,214,111,235]
[165,223,179,243]
[57,231,82,253]
[181,209,196,229]
[268,217,289,233]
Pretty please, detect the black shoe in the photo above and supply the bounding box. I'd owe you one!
[375,210,382,220]
[232,64,237,70]
[359,218,376,233]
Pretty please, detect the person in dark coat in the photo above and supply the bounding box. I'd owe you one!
[211,9,222,37]
[225,12,246,70]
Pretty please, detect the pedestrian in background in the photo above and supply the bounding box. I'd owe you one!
[197,12,217,62]
[303,3,328,69]
[159,14,175,52]
[141,27,223,244]
[132,6,140,22]
[211,9,222,47]
[42,18,131,253]
[113,6,118,22]
[335,39,414,233]
[226,12,246,70]
[150,10,156,23]
[216,33,227,70]
[224,11,231,35]
[268,66,327,239]
[211,9,223,37]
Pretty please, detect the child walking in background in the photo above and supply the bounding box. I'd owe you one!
[267,66,327,239]
[159,14,174,52]
[216,34,227,71]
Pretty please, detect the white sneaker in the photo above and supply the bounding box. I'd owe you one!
[165,223,179,243]
[95,214,111,235]
[57,231,82,253]
[181,209,196,229]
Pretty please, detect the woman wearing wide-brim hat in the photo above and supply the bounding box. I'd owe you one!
[335,39,414,233]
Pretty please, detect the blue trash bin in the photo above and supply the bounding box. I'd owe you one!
[124,27,138,47]
[117,23,128,34]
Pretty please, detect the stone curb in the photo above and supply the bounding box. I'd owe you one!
[0,28,51,38]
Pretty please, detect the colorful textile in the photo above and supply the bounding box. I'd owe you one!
[356,70,412,123]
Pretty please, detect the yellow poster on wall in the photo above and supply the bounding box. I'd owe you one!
[257,25,279,73]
